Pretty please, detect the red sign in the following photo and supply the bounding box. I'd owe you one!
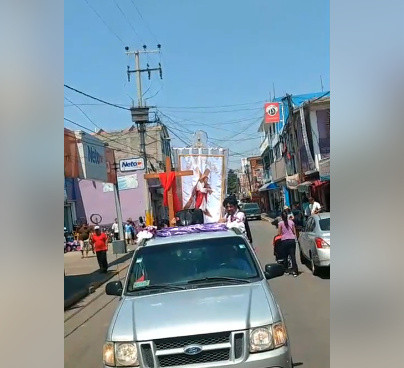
[264,102,280,123]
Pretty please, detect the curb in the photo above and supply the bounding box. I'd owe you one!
[64,265,129,310]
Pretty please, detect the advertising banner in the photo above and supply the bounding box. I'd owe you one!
[264,102,280,123]
[179,154,226,223]
[119,157,145,172]
[75,131,107,182]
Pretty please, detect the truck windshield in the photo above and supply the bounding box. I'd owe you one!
[243,203,259,210]
[126,237,260,292]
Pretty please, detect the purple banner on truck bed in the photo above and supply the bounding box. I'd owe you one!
[156,223,228,237]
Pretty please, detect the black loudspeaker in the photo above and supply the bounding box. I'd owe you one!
[175,209,204,226]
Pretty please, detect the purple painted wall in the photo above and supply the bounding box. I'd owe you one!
[77,170,147,225]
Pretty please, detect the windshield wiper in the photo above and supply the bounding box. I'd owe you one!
[127,284,186,293]
[187,277,252,285]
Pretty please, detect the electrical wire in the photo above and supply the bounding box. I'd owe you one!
[64,117,155,159]
[159,106,262,114]
[64,96,103,131]
[112,0,142,42]
[129,0,160,44]
[82,0,125,45]
[64,85,130,111]
[158,100,266,109]
[165,126,191,146]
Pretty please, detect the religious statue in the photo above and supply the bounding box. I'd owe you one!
[184,167,213,218]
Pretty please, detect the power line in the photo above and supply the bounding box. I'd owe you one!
[159,106,262,114]
[129,0,160,43]
[165,126,191,146]
[64,85,130,111]
[64,117,155,159]
[82,0,125,45]
[64,96,102,131]
[112,0,142,42]
[158,100,266,109]
[209,136,260,143]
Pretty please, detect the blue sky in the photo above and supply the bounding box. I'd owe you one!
[64,0,329,169]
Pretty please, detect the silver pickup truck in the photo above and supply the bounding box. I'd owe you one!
[103,225,293,368]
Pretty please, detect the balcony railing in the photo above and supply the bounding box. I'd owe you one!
[259,136,270,155]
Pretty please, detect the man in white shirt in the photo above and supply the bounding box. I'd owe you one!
[219,197,246,234]
[111,218,120,240]
[309,197,322,215]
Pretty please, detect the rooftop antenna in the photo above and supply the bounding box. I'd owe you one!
[320,75,324,92]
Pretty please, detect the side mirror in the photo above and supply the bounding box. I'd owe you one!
[264,263,285,279]
[105,281,123,296]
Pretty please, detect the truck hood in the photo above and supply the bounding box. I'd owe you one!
[109,281,279,341]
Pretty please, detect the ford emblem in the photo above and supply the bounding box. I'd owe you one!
[183,345,203,355]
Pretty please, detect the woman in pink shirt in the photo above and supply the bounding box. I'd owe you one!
[278,210,299,277]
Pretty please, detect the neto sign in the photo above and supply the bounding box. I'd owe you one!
[119,157,145,172]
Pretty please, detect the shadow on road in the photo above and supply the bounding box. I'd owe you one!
[64,251,133,303]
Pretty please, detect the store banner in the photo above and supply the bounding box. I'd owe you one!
[264,102,280,123]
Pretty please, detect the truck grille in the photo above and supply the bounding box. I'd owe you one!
[158,349,229,367]
[155,331,230,350]
[150,331,235,367]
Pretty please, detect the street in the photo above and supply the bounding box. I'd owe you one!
[64,219,329,368]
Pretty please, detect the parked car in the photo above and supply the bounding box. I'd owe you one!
[240,202,262,220]
[298,212,330,275]
[103,224,293,368]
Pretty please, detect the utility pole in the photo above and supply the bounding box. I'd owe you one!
[125,44,162,225]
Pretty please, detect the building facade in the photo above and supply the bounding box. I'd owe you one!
[258,92,330,216]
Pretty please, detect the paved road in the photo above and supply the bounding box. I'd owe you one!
[64,220,329,368]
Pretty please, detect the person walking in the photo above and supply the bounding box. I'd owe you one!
[77,223,92,259]
[90,226,109,273]
[124,221,133,247]
[277,210,299,277]
[111,218,120,240]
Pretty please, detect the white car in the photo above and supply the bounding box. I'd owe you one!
[298,213,330,275]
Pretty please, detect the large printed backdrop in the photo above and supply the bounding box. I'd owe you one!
[179,155,225,223]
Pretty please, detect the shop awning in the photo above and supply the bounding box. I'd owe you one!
[297,181,314,193]
[258,182,279,192]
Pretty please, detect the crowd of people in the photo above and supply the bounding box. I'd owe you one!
[67,194,323,277]
[70,216,148,273]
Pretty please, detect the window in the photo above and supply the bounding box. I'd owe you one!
[316,109,330,159]
[126,237,260,292]
[319,218,330,231]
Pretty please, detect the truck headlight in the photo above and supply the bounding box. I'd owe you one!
[250,326,273,352]
[103,342,139,367]
[250,323,288,352]
[115,343,139,366]
[272,322,287,348]
[103,342,115,366]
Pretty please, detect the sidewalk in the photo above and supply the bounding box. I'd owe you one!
[64,245,134,310]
